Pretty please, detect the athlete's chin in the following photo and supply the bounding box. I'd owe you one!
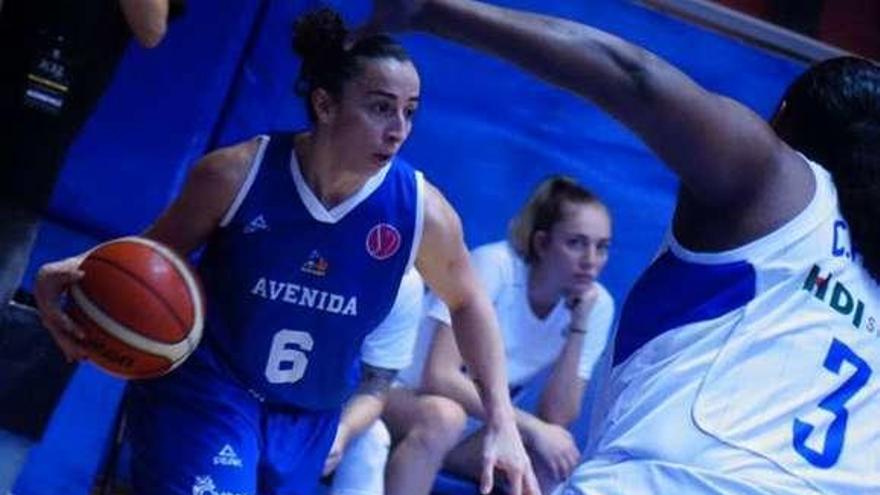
[371,152,394,167]
[568,280,594,293]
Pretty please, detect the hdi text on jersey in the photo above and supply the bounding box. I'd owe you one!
[803,265,877,335]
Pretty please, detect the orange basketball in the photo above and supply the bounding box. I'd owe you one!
[67,236,205,379]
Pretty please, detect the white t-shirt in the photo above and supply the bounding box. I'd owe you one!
[562,159,880,494]
[360,268,424,371]
[399,241,615,390]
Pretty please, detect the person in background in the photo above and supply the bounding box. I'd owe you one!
[337,176,615,495]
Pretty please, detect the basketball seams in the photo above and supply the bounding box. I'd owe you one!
[73,236,205,378]
[121,237,205,347]
[71,285,195,362]
[84,256,188,341]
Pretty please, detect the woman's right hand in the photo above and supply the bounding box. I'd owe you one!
[34,255,88,362]
[565,285,599,334]
[528,421,580,482]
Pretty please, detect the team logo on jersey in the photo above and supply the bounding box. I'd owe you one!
[243,214,270,234]
[301,250,329,276]
[366,223,401,260]
[213,444,243,468]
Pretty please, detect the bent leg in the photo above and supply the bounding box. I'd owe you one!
[384,389,467,495]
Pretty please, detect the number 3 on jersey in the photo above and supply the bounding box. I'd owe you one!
[793,338,872,468]
[265,330,314,384]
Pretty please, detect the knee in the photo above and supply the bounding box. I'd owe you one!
[408,396,467,453]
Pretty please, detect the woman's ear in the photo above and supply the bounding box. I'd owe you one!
[532,230,550,260]
[311,88,336,125]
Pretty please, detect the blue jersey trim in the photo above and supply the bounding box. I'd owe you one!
[614,250,757,364]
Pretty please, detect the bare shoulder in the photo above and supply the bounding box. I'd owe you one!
[189,137,263,194]
[421,181,463,242]
[416,181,475,307]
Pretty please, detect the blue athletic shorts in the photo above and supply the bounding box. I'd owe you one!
[126,346,340,495]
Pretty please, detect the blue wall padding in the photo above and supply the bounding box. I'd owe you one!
[213,0,312,146]
[46,0,263,239]
[14,0,807,493]
[14,366,124,495]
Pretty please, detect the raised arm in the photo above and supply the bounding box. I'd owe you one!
[371,0,813,246]
[119,0,172,48]
[416,182,538,495]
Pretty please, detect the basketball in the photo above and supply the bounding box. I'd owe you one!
[66,236,205,379]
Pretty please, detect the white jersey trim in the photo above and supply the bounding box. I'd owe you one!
[405,171,426,272]
[289,150,393,224]
[668,157,835,264]
[219,135,270,228]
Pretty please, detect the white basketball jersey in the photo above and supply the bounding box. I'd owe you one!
[562,159,880,494]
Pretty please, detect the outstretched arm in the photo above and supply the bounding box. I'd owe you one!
[370,0,813,245]
[416,183,538,495]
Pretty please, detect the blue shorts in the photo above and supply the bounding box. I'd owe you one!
[126,346,340,495]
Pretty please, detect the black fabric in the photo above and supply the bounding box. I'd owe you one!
[0,304,76,440]
[0,0,131,210]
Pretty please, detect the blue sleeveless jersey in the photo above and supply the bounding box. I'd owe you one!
[197,133,423,410]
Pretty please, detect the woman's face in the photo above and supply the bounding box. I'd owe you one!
[319,57,420,172]
[536,201,612,295]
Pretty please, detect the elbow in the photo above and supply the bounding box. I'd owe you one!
[133,20,168,48]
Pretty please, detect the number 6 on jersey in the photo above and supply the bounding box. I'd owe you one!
[265,330,314,384]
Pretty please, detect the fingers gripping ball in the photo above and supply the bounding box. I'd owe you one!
[67,236,205,379]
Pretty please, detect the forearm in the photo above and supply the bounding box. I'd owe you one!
[337,393,386,446]
[412,0,776,204]
[448,299,515,423]
[424,364,486,417]
[415,0,668,115]
[538,332,587,425]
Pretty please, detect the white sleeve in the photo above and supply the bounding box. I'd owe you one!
[577,284,616,381]
[424,241,512,327]
[360,269,425,370]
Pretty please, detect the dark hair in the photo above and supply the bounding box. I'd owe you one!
[772,56,880,281]
[292,8,412,122]
[509,176,608,264]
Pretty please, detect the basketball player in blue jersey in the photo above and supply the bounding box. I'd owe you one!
[33,8,538,495]
[361,1,880,493]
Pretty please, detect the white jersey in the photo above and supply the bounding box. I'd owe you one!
[563,159,880,494]
[401,241,615,390]
[360,268,424,371]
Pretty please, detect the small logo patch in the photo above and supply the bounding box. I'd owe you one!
[301,250,329,276]
[243,214,269,234]
[213,444,243,468]
[366,223,401,260]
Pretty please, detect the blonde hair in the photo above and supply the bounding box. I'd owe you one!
[508,176,606,263]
